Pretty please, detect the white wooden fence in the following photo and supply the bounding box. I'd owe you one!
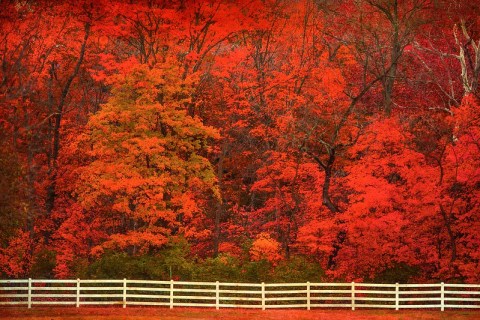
[1,279,479,310]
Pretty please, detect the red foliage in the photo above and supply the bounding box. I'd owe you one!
[0,0,479,282]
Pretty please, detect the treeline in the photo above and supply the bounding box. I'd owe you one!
[0,0,479,283]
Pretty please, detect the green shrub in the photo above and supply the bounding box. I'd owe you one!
[373,263,419,283]
[241,259,272,283]
[30,249,56,278]
[271,256,325,283]
[86,237,195,280]
[193,254,242,282]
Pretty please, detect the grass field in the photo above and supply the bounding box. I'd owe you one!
[0,307,479,320]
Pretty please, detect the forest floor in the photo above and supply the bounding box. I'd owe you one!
[0,307,479,320]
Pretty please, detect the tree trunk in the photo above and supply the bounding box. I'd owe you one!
[322,150,340,213]
[439,204,457,263]
[213,143,227,257]
[45,22,90,214]
[383,6,401,117]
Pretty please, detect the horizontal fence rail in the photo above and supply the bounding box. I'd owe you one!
[1,279,479,311]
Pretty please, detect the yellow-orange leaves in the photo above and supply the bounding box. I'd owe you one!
[250,233,283,265]
[75,64,219,254]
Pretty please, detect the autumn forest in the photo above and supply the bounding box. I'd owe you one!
[0,0,479,284]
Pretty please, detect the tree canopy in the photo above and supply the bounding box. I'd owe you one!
[0,0,479,283]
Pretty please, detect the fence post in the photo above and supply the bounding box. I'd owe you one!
[440,282,444,311]
[306,281,311,310]
[76,278,80,308]
[27,278,32,309]
[351,282,355,311]
[216,281,220,310]
[261,282,265,310]
[123,278,127,308]
[170,279,174,309]
[395,283,399,311]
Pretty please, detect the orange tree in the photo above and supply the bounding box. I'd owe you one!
[53,64,219,276]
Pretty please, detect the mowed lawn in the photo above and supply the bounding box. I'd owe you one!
[0,308,478,320]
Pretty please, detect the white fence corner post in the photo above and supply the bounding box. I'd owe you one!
[27,278,32,309]
[395,282,399,311]
[170,279,174,309]
[76,278,80,308]
[306,281,311,310]
[123,278,127,308]
[216,281,220,310]
[261,282,265,310]
[441,282,445,311]
[351,281,355,311]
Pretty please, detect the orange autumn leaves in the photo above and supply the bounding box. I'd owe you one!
[250,233,282,265]
[74,65,219,255]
